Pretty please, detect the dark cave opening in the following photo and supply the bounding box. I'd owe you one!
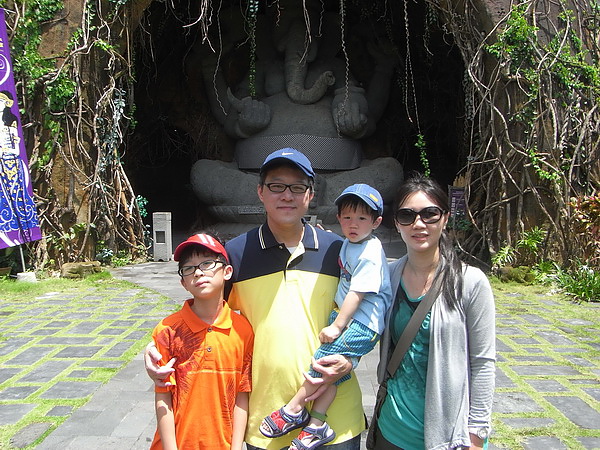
[125,0,466,235]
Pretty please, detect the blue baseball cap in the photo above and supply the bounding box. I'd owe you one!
[335,183,384,216]
[260,148,315,179]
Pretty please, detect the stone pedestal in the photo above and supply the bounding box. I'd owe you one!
[152,212,172,261]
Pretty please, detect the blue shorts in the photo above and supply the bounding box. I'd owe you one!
[308,310,380,385]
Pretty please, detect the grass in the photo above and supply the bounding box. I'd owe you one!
[0,273,598,449]
[0,271,176,449]
[489,277,600,449]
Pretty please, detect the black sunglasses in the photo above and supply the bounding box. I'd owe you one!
[395,206,447,226]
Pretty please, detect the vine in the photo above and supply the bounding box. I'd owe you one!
[2,0,145,269]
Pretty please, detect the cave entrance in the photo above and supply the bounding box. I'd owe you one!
[125,0,466,240]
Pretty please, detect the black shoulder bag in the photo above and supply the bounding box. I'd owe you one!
[365,274,442,449]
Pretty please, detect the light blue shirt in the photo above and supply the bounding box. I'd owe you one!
[334,235,393,334]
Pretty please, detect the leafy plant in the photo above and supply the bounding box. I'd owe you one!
[556,263,600,303]
[531,260,560,285]
[516,226,546,265]
[415,133,430,177]
[492,245,516,268]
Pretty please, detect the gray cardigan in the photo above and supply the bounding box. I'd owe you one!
[377,256,496,449]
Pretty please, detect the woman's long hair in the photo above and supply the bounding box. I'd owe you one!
[395,172,463,309]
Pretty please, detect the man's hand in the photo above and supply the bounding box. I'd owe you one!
[144,342,176,387]
[319,325,342,343]
[303,354,352,402]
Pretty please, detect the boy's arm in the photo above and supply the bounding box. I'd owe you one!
[231,391,249,450]
[319,290,365,343]
[155,391,177,450]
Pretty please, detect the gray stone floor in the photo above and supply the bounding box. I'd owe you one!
[0,228,598,448]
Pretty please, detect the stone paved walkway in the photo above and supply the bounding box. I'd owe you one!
[0,258,598,449]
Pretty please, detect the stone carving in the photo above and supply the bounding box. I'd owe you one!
[190,2,403,223]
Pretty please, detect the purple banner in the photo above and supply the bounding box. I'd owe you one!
[0,9,42,249]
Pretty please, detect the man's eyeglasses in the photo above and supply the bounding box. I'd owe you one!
[395,206,446,226]
[265,183,310,194]
[178,260,226,277]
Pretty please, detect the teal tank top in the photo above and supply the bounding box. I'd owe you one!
[378,282,431,449]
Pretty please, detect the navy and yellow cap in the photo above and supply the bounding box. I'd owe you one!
[335,183,383,216]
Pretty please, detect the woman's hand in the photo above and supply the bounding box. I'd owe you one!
[144,342,176,387]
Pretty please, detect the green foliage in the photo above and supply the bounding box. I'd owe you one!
[556,263,600,303]
[415,133,430,177]
[136,195,149,218]
[516,226,546,265]
[492,245,516,268]
[531,260,560,285]
[45,223,92,257]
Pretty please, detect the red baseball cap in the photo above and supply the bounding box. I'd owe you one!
[173,234,229,263]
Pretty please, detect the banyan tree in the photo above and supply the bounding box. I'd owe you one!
[1,0,598,271]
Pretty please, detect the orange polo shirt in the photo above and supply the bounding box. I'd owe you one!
[150,299,253,450]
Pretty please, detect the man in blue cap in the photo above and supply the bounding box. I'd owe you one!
[146,149,365,449]
[258,183,393,450]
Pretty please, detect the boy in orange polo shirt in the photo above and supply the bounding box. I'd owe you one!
[150,233,254,450]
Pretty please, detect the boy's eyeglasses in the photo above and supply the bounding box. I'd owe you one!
[178,260,226,277]
[265,183,310,194]
[395,206,446,226]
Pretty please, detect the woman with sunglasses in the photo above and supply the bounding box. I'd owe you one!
[369,173,496,449]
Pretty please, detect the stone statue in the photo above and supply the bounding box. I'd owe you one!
[190,2,403,223]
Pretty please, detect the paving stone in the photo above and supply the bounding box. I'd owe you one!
[576,436,600,448]
[40,337,95,345]
[569,379,598,385]
[126,330,148,340]
[0,367,22,383]
[527,379,568,392]
[536,331,575,345]
[105,341,135,357]
[562,355,595,367]
[493,391,543,413]
[538,298,561,306]
[9,421,52,448]
[99,328,128,335]
[498,318,522,325]
[501,417,555,428]
[19,307,51,316]
[53,346,102,358]
[523,347,543,353]
[40,381,102,399]
[521,314,551,325]
[69,370,92,378]
[20,361,69,383]
[0,404,37,425]
[545,396,600,429]
[46,405,73,416]
[497,326,525,335]
[0,385,40,399]
[559,318,595,326]
[588,342,600,351]
[69,322,103,334]
[44,321,73,328]
[138,320,160,329]
[60,312,92,319]
[31,329,58,336]
[495,368,517,388]
[510,364,582,376]
[130,305,154,314]
[80,360,123,369]
[82,296,104,300]
[0,337,31,357]
[504,292,523,297]
[512,337,541,345]
[96,314,121,320]
[583,388,600,401]
[6,347,55,365]
[553,347,586,353]
[111,320,137,327]
[523,436,566,449]
[43,299,70,306]
[512,355,556,362]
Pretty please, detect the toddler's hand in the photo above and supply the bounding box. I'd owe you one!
[319,325,341,343]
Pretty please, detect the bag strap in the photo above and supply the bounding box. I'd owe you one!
[385,271,443,379]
